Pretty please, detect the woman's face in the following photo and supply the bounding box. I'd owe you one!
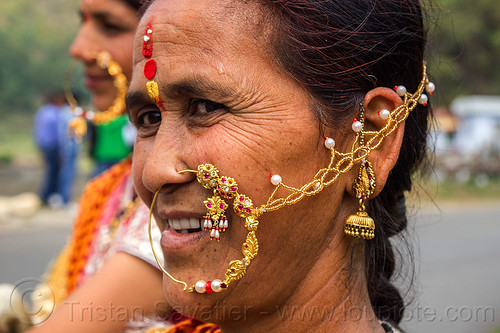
[129,0,353,321]
[70,0,139,111]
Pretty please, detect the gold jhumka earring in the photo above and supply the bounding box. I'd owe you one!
[64,51,128,137]
[344,103,376,239]
[147,63,434,294]
[345,159,376,239]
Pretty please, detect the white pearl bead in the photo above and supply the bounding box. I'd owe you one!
[271,174,282,186]
[195,280,206,293]
[418,94,428,105]
[352,121,363,133]
[147,29,153,34]
[212,279,223,292]
[379,109,390,120]
[86,111,95,120]
[396,85,407,96]
[324,137,336,149]
[425,82,435,94]
[143,35,150,42]
[74,107,83,116]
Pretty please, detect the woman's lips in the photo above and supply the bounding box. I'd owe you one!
[84,74,111,90]
[158,215,207,250]
[160,227,206,250]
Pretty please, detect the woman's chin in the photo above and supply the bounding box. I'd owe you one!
[164,282,212,318]
[90,94,115,112]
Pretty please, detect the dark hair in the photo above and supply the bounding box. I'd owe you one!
[266,0,430,325]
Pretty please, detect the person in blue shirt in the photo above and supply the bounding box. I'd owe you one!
[33,92,67,206]
[57,105,81,205]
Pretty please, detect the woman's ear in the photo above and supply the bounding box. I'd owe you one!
[358,87,405,196]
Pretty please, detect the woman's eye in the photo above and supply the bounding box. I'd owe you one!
[192,99,227,114]
[98,21,128,35]
[102,21,126,32]
[136,110,162,127]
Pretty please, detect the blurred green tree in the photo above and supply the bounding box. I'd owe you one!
[0,0,80,114]
[427,0,500,104]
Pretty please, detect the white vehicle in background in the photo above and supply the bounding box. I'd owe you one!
[432,95,500,185]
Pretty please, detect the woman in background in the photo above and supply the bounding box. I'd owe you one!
[28,1,169,332]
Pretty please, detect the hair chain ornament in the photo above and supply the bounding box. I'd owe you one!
[64,51,128,137]
[148,62,434,294]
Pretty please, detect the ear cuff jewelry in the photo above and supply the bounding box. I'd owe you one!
[148,62,434,293]
[64,51,128,137]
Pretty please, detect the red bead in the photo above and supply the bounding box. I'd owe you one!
[144,59,157,80]
[142,46,153,58]
[206,281,213,293]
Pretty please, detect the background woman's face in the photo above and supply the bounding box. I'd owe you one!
[70,0,138,111]
[129,0,352,321]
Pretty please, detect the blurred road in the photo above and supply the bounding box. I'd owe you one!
[402,202,500,333]
[0,202,499,333]
[0,209,72,284]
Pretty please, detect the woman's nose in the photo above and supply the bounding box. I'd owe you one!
[140,128,193,195]
[69,23,98,62]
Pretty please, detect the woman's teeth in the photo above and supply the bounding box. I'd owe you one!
[168,218,203,234]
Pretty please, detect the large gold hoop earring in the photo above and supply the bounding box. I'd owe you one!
[64,51,128,137]
[148,189,189,291]
[148,166,262,294]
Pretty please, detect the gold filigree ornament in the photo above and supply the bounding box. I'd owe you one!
[148,62,434,294]
[64,51,128,137]
[345,159,376,239]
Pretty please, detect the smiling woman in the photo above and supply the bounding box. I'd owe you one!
[130,0,433,332]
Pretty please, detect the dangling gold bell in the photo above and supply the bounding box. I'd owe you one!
[344,209,375,239]
[69,117,87,137]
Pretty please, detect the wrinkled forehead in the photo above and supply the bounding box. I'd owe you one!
[134,0,271,65]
